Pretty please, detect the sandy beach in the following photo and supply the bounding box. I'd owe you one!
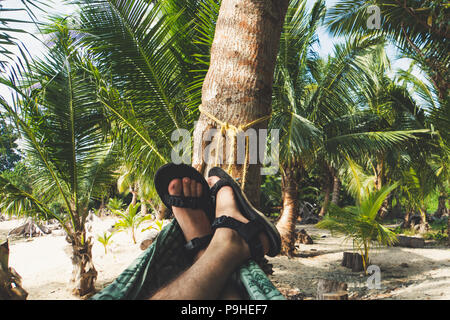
[1,217,449,300]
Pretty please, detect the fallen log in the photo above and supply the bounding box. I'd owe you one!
[7,219,51,238]
[394,235,425,248]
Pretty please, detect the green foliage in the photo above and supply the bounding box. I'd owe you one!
[392,217,448,243]
[317,183,399,273]
[96,231,114,254]
[112,202,151,244]
[0,18,118,233]
[142,219,165,233]
[422,230,448,243]
[0,161,32,193]
[0,119,21,172]
[107,197,125,211]
[260,175,282,213]
[0,0,45,69]
[430,217,449,232]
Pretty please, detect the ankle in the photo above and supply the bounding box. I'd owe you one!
[212,228,251,260]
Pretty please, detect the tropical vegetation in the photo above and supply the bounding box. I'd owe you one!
[0,0,448,296]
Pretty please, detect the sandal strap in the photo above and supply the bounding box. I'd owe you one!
[209,179,233,198]
[211,216,265,260]
[163,194,203,209]
[184,234,213,259]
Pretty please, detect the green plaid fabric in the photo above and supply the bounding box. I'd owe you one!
[90,220,285,300]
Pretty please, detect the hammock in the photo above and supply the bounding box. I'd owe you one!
[90,220,285,300]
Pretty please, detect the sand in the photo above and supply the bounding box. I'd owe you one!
[1,217,449,300]
[268,224,450,300]
[1,216,147,300]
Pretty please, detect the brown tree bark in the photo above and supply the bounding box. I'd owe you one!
[375,155,392,220]
[434,192,448,218]
[68,231,97,297]
[375,156,384,191]
[192,0,290,207]
[418,207,430,234]
[0,241,28,300]
[319,167,332,216]
[331,168,341,206]
[402,208,413,229]
[276,162,301,257]
[141,201,148,216]
[130,185,138,206]
[379,192,392,220]
[319,185,330,217]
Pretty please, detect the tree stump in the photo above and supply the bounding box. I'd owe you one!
[351,253,364,272]
[342,252,353,267]
[317,279,347,300]
[341,252,365,272]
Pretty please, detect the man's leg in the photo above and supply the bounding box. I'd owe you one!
[149,175,269,300]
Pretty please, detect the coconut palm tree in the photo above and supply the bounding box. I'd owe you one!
[0,0,45,69]
[316,160,399,273]
[76,0,292,208]
[72,1,228,223]
[0,19,118,296]
[271,6,420,254]
[326,0,448,103]
[270,0,325,256]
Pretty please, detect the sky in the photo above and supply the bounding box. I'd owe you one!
[0,0,414,102]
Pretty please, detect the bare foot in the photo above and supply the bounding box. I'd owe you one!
[207,176,270,259]
[169,178,212,260]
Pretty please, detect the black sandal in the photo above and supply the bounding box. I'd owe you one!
[208,167,281,259]
[154,163,214,259]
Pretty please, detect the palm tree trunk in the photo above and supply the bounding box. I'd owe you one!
[402,208,413,229]
[434,191,448,218]
[276,163,300,257]
[69,230,97,296]
[141,201,148,216]
[331,169,341,206]
[130,186,138,206]
[379,192,392,220]
[375,156,384,191]
[418,207,430,234]
[192,0,289,206]
[319,182,331,217]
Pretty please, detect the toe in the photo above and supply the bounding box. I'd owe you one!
[207,176,220,188]
[196,182,203,197]
[182,177,191,197]
[168,179,182,195]
[190,179,197,196]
